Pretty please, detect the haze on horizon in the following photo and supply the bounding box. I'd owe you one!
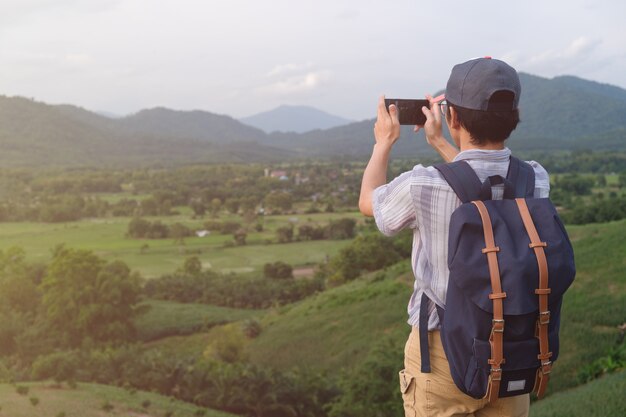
[0,0,624,121]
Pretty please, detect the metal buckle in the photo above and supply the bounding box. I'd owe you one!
[539,311,550,325]
[490,368,502,381]
[541,361,552,375]
[492,319,505,333]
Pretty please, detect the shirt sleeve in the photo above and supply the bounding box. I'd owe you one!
[527,160,550,198]
[372,170,416,236]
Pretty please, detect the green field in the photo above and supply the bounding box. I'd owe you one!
[0,211,361,278]
[530,370,625,417]
[0,382,236,417]
[248,264,413,372]
[134,299,263,341]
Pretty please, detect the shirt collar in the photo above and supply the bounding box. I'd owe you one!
[452,147,511,163]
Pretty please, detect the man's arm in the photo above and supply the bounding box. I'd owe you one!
[359,96,400,217]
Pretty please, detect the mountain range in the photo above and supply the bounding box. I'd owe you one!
[1,73,625,168]
[240,105,353,133]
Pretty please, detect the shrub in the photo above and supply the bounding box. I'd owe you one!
[204,324,248,363]
[242,319,262,338]
[29,396,39,406]
[102,400,114,412]
[263,261,293,279]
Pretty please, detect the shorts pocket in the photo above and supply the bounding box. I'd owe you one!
[399,369,417,417]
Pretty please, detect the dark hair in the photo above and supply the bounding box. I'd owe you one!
[447,91,520,145]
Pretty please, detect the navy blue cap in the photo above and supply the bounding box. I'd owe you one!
[445,57,521,111]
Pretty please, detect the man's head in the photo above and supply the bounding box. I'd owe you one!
[444,57,521,147]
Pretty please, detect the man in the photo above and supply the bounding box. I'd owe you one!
[359,57,550,417]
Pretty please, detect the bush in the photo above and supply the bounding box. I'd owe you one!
[242,319,262,338]
[327,233,404,284]
[16,385,29,395]
[144,271,324,309]
[263,261,293,279]
[204,324,249,363]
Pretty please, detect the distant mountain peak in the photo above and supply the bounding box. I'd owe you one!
[240,105,353,134]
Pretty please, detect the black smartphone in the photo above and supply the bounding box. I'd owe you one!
[384,98,430,125]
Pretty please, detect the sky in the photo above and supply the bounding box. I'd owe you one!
[0,0,625,121]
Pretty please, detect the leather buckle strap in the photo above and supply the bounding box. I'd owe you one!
[490,368,502,381]
[492,319,505,333]
[538,311,551,325]
[482,246,500,254]
[489,292,507,300]
[540,361,552,375]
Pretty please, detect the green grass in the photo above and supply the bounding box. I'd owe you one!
[529,370,625,417]
[134,299,263,341]
[0,381,235,417]
[243,218,625,402]
[548,219,626,394]
[247,264,413,373]
[0,211,360,278]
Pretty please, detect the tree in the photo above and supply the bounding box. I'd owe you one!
[182,256,202,276]
[233,229,247,246]
[263,262,293,280]
[128,217,151,238]
[41,248,141,347]
[210,198,222,217]
[170,222,192,245]
[276,225,294,243]
[204,324,248,363]
[265,192,293,214]
[225,198,241,215]
[328,218,357,240]
[189,199,207,216]
[619,171,626,189]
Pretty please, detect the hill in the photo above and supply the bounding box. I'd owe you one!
[529,370,626,417]
[244,218,626,397]
[0,382,236,417]
[240,105,353,133]
[1,72,625,167]
[0,96,291,167]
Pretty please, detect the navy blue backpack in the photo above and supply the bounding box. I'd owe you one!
[418,157,575,403]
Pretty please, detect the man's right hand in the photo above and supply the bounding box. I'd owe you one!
[374,95,401,151]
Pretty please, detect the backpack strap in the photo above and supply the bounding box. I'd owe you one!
[419,292,432,373]
[434,161,483,203]
[506,157,536,198]
[472,200,507,403]
[436,156,536,201]
[516,198,553,399]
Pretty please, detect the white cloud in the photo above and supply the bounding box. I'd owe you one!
[257,70,332,95]
[528,36,601,67]
[267,62,313,77]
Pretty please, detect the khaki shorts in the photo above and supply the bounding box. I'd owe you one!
[400,327,529,417]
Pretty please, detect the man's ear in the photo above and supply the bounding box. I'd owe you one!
[449,107,461,129]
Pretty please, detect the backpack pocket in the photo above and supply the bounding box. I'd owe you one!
[465,338,542,398]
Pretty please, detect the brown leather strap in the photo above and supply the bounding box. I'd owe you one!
[472,201,506,403]
[516,198,553,399]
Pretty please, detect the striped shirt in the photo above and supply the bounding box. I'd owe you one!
[372,147,550,330]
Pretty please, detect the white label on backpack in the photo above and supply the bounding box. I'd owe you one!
[507,380,526,392]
